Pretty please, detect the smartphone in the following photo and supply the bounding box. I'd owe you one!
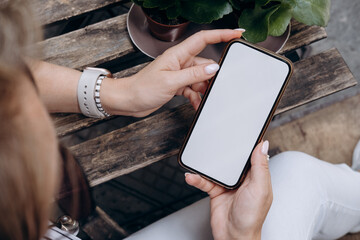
[178,39,293,189]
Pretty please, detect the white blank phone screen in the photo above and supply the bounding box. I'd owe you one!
[181,42,290,186]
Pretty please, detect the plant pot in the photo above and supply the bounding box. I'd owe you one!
[142,8,190,42]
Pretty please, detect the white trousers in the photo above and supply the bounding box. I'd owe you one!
[126,151,360,240]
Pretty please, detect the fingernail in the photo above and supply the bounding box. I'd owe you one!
[185,172,191,177]
[261,140,269,155]
[204,63,219,74]
[234,28,246,32]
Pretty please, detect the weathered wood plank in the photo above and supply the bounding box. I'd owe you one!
[276,48,356,113]
[69,48,357,187]
[41,16,324,71]
[47,18,325,136]
[51,24,323,137]
[279,20,327,54]
[39,14,134,70]
[35,0,126,25]
[52,113,110,138]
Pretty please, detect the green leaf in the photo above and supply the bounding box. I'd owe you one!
[166,1,181,19]
[180,0,233,24]
[238,3,280,43]
[268,2,292,36]
[143,0,174,9]
[289,0,331,26]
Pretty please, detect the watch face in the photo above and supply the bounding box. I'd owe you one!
[85,67,112,77]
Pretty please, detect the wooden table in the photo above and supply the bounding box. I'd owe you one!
[35,0,357,238]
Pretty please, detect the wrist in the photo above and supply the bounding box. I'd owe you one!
[100,77,135,116]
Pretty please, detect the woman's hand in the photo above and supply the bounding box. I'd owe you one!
[101,29,244,117]
[185,141,273,240]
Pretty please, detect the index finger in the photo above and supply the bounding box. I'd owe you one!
[169,29,244,65]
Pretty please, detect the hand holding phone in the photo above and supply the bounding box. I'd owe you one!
[179,40,293,189]
[185,141,272,239]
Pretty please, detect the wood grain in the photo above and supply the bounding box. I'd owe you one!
[276,48,356,114]
[35,0,126,25]
[69,48,357,187]
[39,14,134,70]
[40,16,325,71]
[52,113,110,137]
[279,20,327,54]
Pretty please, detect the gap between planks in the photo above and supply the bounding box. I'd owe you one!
[35,0,127,25]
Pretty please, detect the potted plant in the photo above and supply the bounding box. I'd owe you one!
[231,0,331,43]
[132,0,233,41]
[132,0,331,43]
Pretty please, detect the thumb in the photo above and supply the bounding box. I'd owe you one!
[250,140,271,188]
[173,63,220,89]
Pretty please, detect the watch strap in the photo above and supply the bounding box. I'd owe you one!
[77,69,106,118]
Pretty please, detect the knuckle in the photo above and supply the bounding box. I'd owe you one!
[163,47,174,56]
[194,30,206,40]
[199,178,209,191]
[189,67,203,80]
[198,30,207,36]
[207,184,217,196]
